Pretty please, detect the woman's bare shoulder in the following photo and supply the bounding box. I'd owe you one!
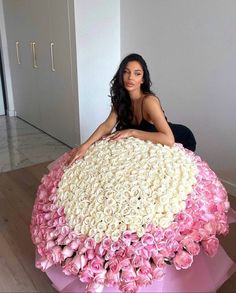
[143,94,161,107]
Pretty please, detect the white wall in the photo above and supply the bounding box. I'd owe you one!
[74,0,120,143]
[0,0,15,116]
[121,0,236,195]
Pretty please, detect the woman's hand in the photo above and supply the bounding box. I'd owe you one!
[66,144,88,167]
[103,129,134,141]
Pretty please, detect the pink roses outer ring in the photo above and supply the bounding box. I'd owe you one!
[30,144,230,293]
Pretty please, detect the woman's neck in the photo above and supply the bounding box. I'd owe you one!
[129,90,143,102]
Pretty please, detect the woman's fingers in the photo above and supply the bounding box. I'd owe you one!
[111,134,122,141]
[68,154,81,167]
[105,132,121,140]
[66,151,80,166]
[104,133,116,140]
[109,132,122,140]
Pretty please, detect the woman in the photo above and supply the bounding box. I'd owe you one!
[67,53,175,166]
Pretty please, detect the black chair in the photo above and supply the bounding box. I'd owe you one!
[168,122,196,152]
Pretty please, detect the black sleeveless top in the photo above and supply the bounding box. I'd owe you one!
[125,97,165,132]
[122,98,196,151]
[130,118,158,132]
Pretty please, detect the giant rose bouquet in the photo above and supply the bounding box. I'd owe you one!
[31,138,230,293]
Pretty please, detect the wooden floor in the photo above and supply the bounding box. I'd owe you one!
[0,162,235,292]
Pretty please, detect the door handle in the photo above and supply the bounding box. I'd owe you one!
[50,42,55,71]
[15,41,21,64]
[31,42,38,68]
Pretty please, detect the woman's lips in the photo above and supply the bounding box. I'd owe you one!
[126,82,135,87]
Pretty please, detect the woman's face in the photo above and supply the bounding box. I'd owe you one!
[123,61,144,93]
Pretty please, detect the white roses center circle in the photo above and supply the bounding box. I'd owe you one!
[56,138,198,243]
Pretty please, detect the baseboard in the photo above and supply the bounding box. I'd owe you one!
[7,109,16,116]
[221,179,236,197]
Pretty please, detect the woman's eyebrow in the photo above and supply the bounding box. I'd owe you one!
[124,68,142,72]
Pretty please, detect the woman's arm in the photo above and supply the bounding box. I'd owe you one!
[107,96,175,147]
[67,108,117,166]
[132,95,174,146]
[83,108,118,148]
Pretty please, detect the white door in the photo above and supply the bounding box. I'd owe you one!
[0,74,5,115]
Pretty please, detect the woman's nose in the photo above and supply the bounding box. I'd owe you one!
[128,73,134,79]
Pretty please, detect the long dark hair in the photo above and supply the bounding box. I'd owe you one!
[110,53,155,130]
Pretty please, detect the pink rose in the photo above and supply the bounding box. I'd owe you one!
[93,269,106,284]
[200,211,216,222]
[122,230,133,245]
[69,239,80,250]
[189,230,202,242]
[102,237,112,250]
[60,225,70,236]
[163,228,176,240]
[166,239,180,253]
[43,213,50,221]
[198,228,211,241]
[69,254,87,271]
[119,281,138,293]
[201,236,219,257]
[216,220,229,235]
[132,255,143,268]
[207,202,218,213]
[90,256,104,274]
[153,228,164,242]
[126,246,135,258]
[135,244,150,258]
[56,206,64,216]
[37,188,48,200]
[46,240,55,250]
[84,237,96,249]
[111,240,121,251]
[224,200,230,211]
[181,237,200,256]
[61,235,73,246]
[151,264,165,280]
[50,245,62,263]
[157,245,172,258]
[104,250,115,260]
[55,234,66,245]
[105,270,120,287]
[173,250,193,270]
[79,265,94,283]
[141,233,154,246]
[151,251,166,269]
[204,221,217,235]
[86,249,95,260]
[176,212,194,231]
[130,233,139,243]
[119,258,131,270]
[121,266,136,282]
[87,281,104,293]
[61,246,74,260]
[58,216,66,225]
[139,260,152,275]
[36,258,54,271]
[106,258,120,273]
[96,243,106,257]
[145,223,156,233]
[62,259,79,276]
[136,270,152,286]
[115,248,126,259]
